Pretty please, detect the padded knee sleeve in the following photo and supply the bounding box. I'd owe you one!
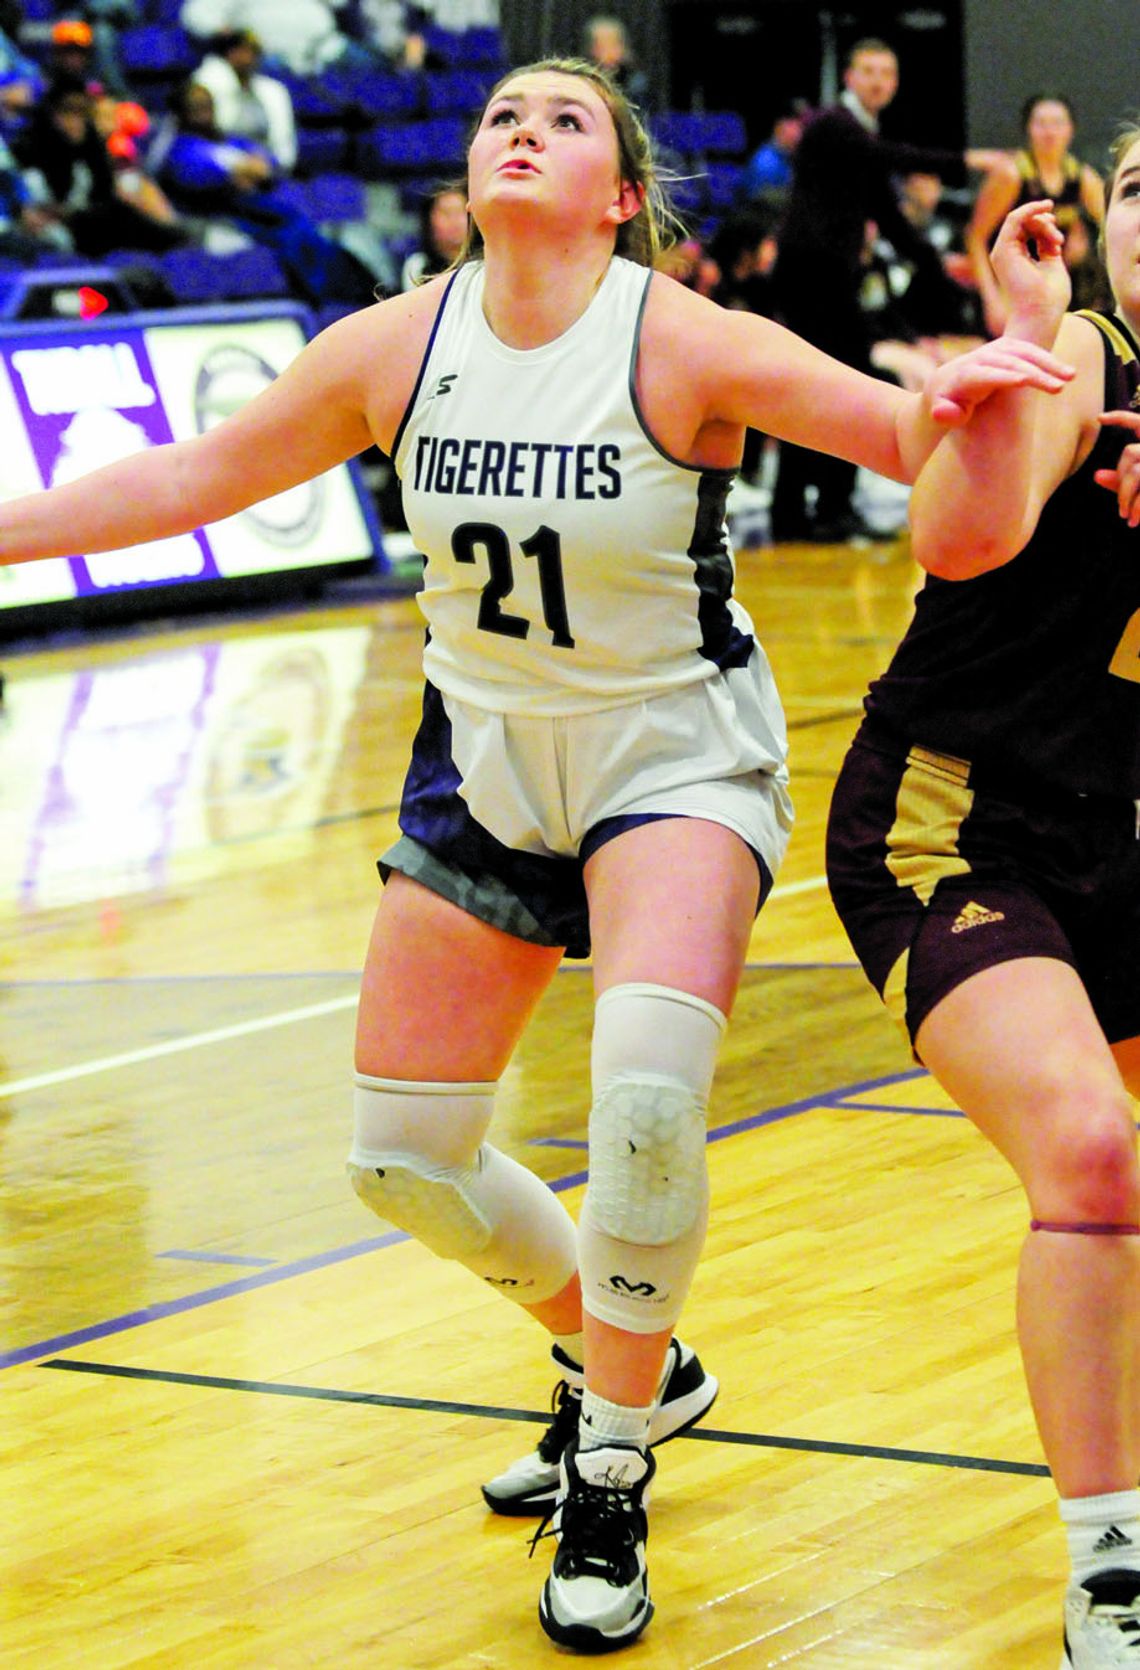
[579,984,726,1334]
[348,1074,577,1304]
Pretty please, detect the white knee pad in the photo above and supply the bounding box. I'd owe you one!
[579,984,726,1334]
[348,1074,577,1304]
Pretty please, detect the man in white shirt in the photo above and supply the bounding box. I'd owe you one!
[192,29,297,172]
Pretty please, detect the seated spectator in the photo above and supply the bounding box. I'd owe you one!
[707,207,777,314]
[654,233,718,298]
[0,1,44,126]
[400,181,465,288]
[15,75,188,255]
[0,126,72,257]
[180,0,385,78]
[736,102,807,207]
[154,79,379,306]
[355,2,435,71]
[583,14,649,108]
[880,170,982,338]
[91,90,185,242]
[51,11,135,101]
[192,29,296,172]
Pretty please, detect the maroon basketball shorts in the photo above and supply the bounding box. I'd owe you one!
[826,733,1140,1051]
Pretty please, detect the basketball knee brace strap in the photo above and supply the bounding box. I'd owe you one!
[347,1074,577,1303]
[579,983,726,1334]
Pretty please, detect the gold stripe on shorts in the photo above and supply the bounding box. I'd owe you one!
[883,947,911,1032]
[886,746,975,905]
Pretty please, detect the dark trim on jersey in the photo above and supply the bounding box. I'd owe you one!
[689,471,754,668]
[389,266,463,468]
[626,270,737,479]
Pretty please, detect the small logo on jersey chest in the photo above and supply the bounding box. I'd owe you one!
[427,373,458,400]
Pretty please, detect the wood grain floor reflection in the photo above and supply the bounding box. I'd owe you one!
[0,534,1069,1667]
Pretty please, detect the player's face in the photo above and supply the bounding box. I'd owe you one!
[1026,100,1073,160]
[1105,138,1140,325]
[467,71,637,242]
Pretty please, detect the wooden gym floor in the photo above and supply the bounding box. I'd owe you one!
[0,526,1072,1666]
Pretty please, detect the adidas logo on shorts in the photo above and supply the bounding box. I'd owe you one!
[950,900,1006,934]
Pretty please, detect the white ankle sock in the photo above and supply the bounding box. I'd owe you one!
[579,1389,653,1451]
[1060,1489,1140,1583]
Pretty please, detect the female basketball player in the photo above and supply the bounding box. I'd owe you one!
[966,92,1106,337]
[827,144,1140,1670]
[0,59,1072,1655]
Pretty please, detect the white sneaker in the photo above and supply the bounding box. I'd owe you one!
[537,1438,655,1652]
[1062,1568,1140,1666]
[481,1336,717,1516]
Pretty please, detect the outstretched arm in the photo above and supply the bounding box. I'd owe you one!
[641,256,1074,486]
[0,290,436,566]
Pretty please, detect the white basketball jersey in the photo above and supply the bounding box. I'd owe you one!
[394,256,759,715]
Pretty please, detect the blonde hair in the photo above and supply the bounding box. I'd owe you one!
[1098,118,1140,264]
[453,57,678,270]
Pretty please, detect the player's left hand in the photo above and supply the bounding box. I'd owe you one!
[1095,410,1140,527]
[925,336,1075,427]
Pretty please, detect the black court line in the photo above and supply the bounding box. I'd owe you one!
[43,1359,1049,1480]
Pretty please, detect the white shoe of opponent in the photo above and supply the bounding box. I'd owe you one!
[481,1337,717,1517]
[1062,1568,1140,1666]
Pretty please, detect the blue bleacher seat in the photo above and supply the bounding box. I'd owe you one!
[119,25,199,78]
[317,66,421,119]
[363,117,466,176]
[304,172,367,223]
[157,244,290,304]
[295,127,350,173]
[651,111,748,158]
[441,26,507,69]
[424,69,493,118]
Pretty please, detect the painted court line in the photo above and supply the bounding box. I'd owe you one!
[0,927,842,1101]
[0,993,359,1098]
[42,1359,1049,1480]
[1,1064,929,1372]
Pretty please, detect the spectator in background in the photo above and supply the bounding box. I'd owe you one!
[15,74,187,255]
[192,29,297,172]
[736,101,807,207]
[583,14,649,109]
[0,126,71,257]
[356,2,435,72]
[966,92,1105,338]
[770,36,1006,543]
[400,181,466,288]
[654,231,719,298]
[155,79,378,306]
[0,1,44,126]
[90,88,185,240]
[180,0,384,78]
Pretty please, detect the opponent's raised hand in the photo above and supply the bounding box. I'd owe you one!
[989,198,1071,339]
[1095,410,1140,526]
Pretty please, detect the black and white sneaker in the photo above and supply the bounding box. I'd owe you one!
[537,1438,655,1653]
[1062,1567,1140,1666]
[481,1337,717,1516]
